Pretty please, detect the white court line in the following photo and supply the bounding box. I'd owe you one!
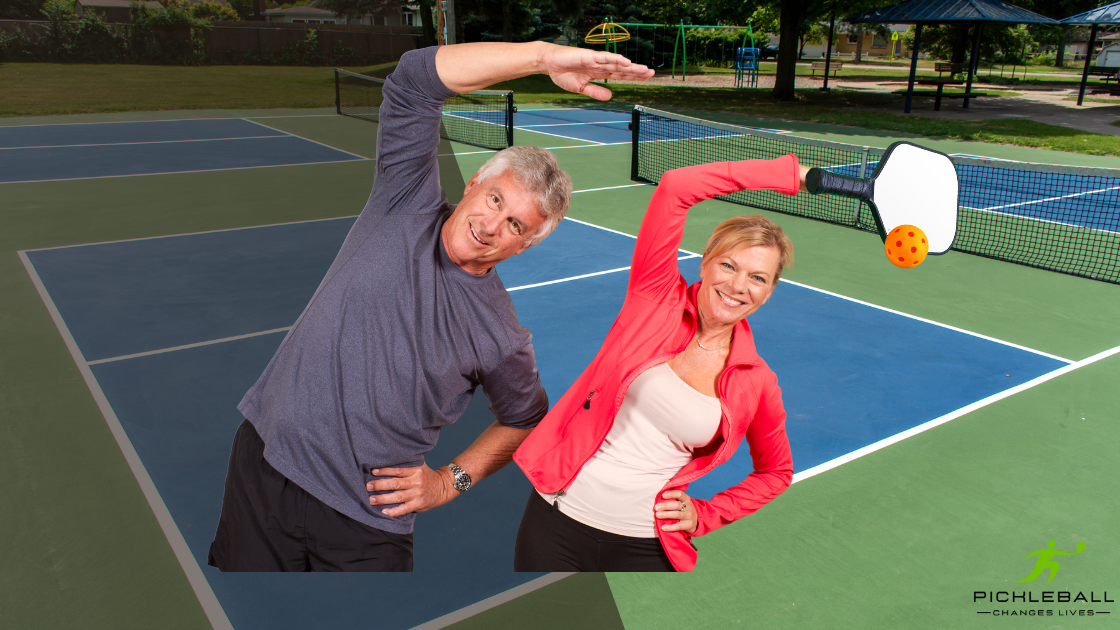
[0,134,289,151]
[507,253,699,293]
[791,342,1120,485]
[17,251,233,630]
[517,121,630,128]
[408,573,575,630]
[976,184,1120,213]
[777,277,1073,364]
[19,183,638,253]
[516,127,606,144]
[87,327,292,365]
[572,183,649,194]
[241,118,369,160]
[965,203,1120,237]
[0,157,370,185]
[435,143,628,158]
[0,116,264,128]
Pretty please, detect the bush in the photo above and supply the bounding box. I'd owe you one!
[276,28,323,65]
[190,0,239,22]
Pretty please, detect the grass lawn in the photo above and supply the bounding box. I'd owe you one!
[0,62,386,117]
[4,62,1119,157]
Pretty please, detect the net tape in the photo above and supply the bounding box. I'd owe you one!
[335,68,514,151]
[631,106,1120,284]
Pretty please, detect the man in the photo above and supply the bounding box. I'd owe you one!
[208,42,653,571]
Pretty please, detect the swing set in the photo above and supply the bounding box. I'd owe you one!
[584,20,758,85]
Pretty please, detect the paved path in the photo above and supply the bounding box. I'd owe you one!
[836,80,1120,136]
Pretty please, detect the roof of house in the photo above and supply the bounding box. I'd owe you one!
[263,5,338,16]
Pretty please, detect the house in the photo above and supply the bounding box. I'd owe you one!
[768,24,911,60]
[263,5,341,25]
[73,0,163,23]
[833,24,909,59]
[263,3,408,26]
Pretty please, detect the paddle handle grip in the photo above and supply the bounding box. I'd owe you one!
[805,168,872,201]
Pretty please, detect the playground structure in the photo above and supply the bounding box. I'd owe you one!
[586,20,759,86]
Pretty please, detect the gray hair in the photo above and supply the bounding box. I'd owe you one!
[475,145,572,245]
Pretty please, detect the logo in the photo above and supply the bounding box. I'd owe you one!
[1014,541,1085,585]
[972,541,1113,618]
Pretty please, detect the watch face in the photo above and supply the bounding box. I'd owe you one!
[450,464,471,491]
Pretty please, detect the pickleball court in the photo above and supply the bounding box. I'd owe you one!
[6,105,1119,630]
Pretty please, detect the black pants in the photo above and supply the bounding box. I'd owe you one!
[514,491,676,572]
[208,420,413,572]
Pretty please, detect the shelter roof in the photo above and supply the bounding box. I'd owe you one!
[1062,1,1120,24]
[849,0,1057,24]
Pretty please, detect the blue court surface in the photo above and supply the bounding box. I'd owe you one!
[460,108,785,145]
[0,118,364,183]
[23,212,1066,630]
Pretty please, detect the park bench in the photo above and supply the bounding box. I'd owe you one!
[810,60,842,78]
[934,62,965,77]
[1087,67,1119,82]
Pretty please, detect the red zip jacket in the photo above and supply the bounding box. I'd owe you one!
[513,155,800,572]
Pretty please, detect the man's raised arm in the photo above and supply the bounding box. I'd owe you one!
[435,42,653,101]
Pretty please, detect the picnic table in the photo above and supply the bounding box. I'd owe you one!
[915,78,987,111]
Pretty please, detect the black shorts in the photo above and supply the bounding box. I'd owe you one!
[513,491,676,572]
[208,420,413,572]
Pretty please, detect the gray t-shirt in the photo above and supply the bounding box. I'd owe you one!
[238,47,548,534]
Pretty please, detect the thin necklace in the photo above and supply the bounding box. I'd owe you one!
[695,334,731,351]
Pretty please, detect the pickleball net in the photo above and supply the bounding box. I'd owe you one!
[335,68,514,151]
[630,105,1120,284]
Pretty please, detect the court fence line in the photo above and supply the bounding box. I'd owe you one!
[630,105,1120,285]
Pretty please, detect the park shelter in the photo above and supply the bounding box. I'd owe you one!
[1061,1,1120,105]
[849,0,1057,113]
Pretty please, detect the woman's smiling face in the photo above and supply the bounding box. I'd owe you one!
[697,245,781,327]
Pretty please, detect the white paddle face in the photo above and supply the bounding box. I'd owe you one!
[872,143,959,255]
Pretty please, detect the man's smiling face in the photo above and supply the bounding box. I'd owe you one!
[441,168,546,275]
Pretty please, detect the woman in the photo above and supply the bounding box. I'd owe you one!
[512,155,808,572]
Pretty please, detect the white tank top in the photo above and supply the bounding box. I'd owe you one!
[542,362,722,538]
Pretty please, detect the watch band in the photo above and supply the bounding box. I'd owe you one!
[448,462,472,493]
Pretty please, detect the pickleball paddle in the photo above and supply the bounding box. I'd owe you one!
[805,141,960,255]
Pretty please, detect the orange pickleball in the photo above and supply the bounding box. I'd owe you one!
[884,225,929,268]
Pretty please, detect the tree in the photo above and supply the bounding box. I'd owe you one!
[314,0,399,22]
[771,0,814,100]
[0,0,46,19]
[190,0,239,21]
[1025,0,1103,66]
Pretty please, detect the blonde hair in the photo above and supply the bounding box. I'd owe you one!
[702,215,794,281]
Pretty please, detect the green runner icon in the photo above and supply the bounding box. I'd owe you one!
[1014,541,1085,585]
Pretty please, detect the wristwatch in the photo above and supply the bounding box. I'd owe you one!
[448,462,472,493]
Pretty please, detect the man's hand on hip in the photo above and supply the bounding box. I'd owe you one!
[367,465,457,518]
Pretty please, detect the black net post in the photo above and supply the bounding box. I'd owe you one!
[506,92,514,149]
[334,68,341,116]
[630,107,641,183]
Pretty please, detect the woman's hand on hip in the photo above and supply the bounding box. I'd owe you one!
[655,490,698,534]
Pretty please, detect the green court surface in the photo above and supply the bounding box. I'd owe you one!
[2,107,1117,630]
